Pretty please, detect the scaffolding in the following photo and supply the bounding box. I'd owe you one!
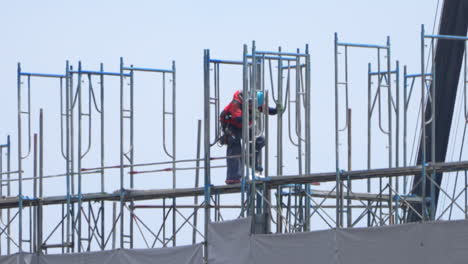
[0,26,468,263]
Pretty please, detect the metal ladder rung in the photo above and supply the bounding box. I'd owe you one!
[20,111,30,114]
[81,113,90,117]
[42,242,73,249]
[337,82,347,85]
[164,112,174,115]
[122,109,132,112]
[122,234,132,244]
[123,115,132,119]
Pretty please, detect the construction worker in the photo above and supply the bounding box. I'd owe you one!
[219,90,278,184]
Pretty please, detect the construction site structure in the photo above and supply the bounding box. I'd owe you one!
[0,18,468,263]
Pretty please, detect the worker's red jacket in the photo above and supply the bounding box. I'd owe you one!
[220,90,277,129]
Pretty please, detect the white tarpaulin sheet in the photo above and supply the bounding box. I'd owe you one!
[208,217,252,264]
[0,253,35,264]
[208,218,468,264]
[3,219,468,264]
[0,243,203,264]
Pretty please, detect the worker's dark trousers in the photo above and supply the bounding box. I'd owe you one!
[226,130,265,182]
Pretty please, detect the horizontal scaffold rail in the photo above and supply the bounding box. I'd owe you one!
[0,160,466,209]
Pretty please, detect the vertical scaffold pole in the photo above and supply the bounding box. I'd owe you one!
[7,135,11,254]
[203,49,212,262]
[403,65,408,194]
[430,36,437,220]
[65,61,72,253]
[69,64,76,252]
[38,109,44,254]
[33,133,37,253]
[193,120,202,244]
[367,63,372,227]
[250,41,257,217]
[395,60,400,224]
[119,57,125,248]
[99,63,105,250]
[386,37,393,224]
[334,33,341,228]
[276,47,284,232]
[420,24,427,221]
[241,45,248,217]
[347,108,352,227]
[172,61,177,247]
[17,62,24,251]
[304,44,312,231]
[295,49,303,230]
[129,64,134,249]
[465,42,468,220]
[77,61,83,252]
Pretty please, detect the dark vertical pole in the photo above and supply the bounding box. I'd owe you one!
[276,46,284,232]
[112,202,116,249]
[63,62,69,253]
[172,61,177,247]
[347,109,352,227]
[420,25,427,221]
[203,49,212,262]
[17,63,23,251]
[395,61,400,223]
[119,57,125,248]
[99,63,105,250]
[334,33,341,228]
[367,63,372,227]
[77,62,83,252]
[38,109,44,254]
[386,37,393,224]
[193,120,202,244]
[33,134,37,253]
[304,44,312,231]
[430,37,437,220]
[250,41,257,218]
[70,65,75,252]
[7,135,11,254]
[129,66,134,249]
[403,66,408,194]
[241,45,248,217]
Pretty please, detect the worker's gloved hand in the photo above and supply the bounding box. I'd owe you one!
[224,113,232,120]
[268,106,278,115]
